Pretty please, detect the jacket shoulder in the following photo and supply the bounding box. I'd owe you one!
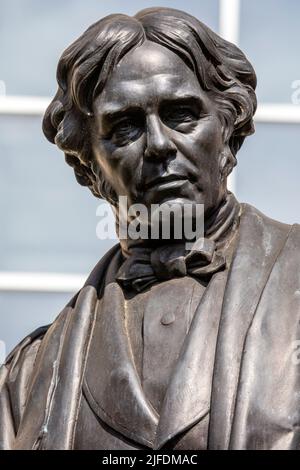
[5,325,50,365]
[241,203,292,233]
[241,204,300,267]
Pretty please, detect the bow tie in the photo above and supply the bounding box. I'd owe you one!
[116,238,226,293]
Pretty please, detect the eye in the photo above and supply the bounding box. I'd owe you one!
[110,117,143,147]
[167,108,196,121]
[161,105,199,132]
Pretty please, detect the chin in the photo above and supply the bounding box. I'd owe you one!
[146,192,204,206]
[148,197,204,230]
[157,197,196,206]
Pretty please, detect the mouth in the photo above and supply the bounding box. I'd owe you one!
[144,174,189,191]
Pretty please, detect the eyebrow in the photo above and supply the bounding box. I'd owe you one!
[100,93,205,123]
[101,105,143,124]
[159,95,204,108]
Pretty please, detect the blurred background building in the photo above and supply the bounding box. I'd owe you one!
[1,0,300,354]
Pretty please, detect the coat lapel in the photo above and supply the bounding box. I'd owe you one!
[208,204,291,449]
[83,281,159,448]
[14,285,99,450]
[229,223,300,449]
[154,270,228,449]
[14,244,121,450]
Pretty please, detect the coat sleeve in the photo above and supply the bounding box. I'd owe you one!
[0,327,49,449]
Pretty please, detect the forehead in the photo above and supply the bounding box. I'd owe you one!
[94,41,206,114]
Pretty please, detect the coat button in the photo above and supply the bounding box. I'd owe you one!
[161,311,176,325]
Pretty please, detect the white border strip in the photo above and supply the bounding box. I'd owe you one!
[219,0,240,44]
[255,104,300,124]
[0,95,51,115]
[1,96,300,123]
[0,272,86,293]
[1,97,300,124]
[219,0,241,193]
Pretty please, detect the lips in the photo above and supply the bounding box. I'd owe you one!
[144,173,189,190]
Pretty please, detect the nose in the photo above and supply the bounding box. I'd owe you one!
[144,114,176,160]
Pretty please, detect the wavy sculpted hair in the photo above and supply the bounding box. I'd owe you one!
[43,7,257,205]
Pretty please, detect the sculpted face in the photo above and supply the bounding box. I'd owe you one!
[91,41,230,216]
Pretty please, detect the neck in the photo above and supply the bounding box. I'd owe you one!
[204,192,241,248]
[115,192,241,258]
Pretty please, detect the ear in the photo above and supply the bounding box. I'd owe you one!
[219,144,236,180]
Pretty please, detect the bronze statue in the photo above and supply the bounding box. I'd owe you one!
[1,7,300,450]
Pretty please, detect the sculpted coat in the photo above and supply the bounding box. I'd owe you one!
[1,203,300,450]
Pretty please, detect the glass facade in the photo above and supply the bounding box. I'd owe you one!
[236,123,300,224]
[240,0,300,103]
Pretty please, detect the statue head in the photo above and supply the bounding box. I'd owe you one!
[43,7,256,215]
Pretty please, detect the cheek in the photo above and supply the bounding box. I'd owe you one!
[173,118,224,169]
[93,139,145,193]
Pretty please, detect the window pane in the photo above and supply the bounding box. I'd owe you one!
[240,0,300,103]
[0,0,219,97]
[0,115,116,273]
[236,123,300,224]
